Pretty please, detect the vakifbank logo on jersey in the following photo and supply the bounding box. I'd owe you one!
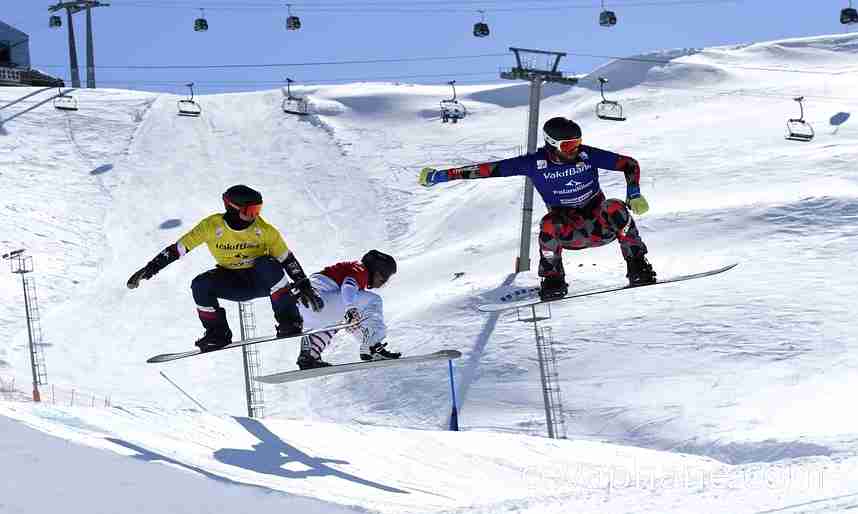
[542,162,591,181]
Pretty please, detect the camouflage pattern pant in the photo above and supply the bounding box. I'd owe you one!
[538,192,647,276]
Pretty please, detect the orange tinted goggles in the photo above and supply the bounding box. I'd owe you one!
[557,138,582,154]
[240,203,262,219]
[226,199,262,219]
[545,133,582,154]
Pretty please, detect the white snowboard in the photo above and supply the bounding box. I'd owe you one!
[254,350,462,384]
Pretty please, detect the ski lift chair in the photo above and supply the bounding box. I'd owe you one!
[282,78,309,115]
[599,10,618,26]
[785,96,814,142]
[53,88,78,111]
[286,4,301,30]
[599,0,617,26]
[283,97,309,115]
[595,77,626,121]
[194,9,209,32]
[473,10,490,37]
[49,15,62,29]
[440,81,467,123]
[841,4,858,24]
[177,82,202,117]
[440,101,467,123]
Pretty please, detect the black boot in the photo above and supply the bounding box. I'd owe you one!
[626,255,657,286]
[195,307,232,352]
[360,341,401,361]
[539,276,569,301]
[538,254,565,278]
[296,350,331,370]
[538,255,568,301]
[275,308,304,338]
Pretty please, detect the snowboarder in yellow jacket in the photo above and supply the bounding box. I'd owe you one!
[127,185,324,351]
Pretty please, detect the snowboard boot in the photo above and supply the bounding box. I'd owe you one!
[296,349,332,370]
[195,307,232,352]
[538,254,568,301]
[360,341,402,362]
[625,255,657,287]
[275,309,304,338]
[539,276,569,301]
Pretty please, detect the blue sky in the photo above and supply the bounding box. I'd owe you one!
[4,0,856,93]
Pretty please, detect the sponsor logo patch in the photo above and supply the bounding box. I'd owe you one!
[543,163,591,180]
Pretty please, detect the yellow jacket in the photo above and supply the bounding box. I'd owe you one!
[178,214,290,269]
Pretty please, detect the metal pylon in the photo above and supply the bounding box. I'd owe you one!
[535,325,567,439]
[518,303,567,439]
[3,250,48,401]
[500,48,578,273]
[239,301,265,418]
[48,1,110,88]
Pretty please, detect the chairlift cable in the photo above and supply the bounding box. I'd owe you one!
[33,53,509,70]
[112,0,749,13]
[92,71,500,86]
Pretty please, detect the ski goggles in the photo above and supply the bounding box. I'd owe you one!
[225,198,263,220]
[544,133,582,154]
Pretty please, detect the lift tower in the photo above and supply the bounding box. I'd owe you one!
[2,249,49,402]
[500,48,578,272]
[48,1,110,88]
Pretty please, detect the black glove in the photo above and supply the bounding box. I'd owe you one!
[126,263,157,289]
[293,278,324,312]
[127,244,180,290]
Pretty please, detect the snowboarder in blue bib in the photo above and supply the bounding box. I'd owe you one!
[419,117,656,301]
[126,185,324,351]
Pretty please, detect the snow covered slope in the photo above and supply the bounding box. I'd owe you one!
[2,32,858,513]
[4,402,858,514]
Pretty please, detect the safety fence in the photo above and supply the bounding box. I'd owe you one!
[0,375,112,408]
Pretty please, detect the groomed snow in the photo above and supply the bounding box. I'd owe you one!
[2,33,858,513]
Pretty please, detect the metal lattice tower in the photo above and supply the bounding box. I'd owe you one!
[2,250,48,402]
[518,304,567,439]
[500,48,578,273]
[239,301,265,418]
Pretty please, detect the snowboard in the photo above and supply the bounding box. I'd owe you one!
[478,263,738,313]
[254,349,462,384]
[146,320,358,364]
